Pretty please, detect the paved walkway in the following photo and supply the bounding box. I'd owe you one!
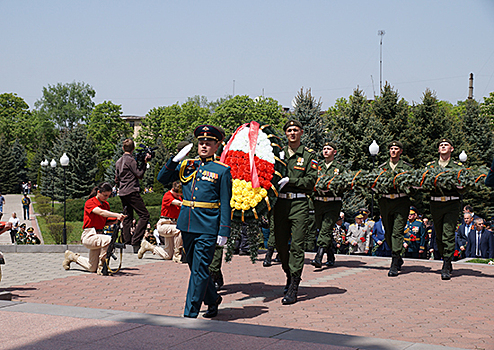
[0,194,41,245]
[1,250,492,349]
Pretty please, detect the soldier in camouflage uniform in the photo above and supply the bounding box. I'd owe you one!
[274,120,318,305]
[377,141,413,277]
[311,142,346,268]
[426,138,464,280]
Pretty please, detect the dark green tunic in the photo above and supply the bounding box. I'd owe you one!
[314,160,346,249]
[377,159,413,255]
[427,159,463,259]
[273,145,318,278]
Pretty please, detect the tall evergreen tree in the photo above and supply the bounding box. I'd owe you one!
[292,88,325,153]
[0,136,19,193]
[52,125,98,200]
[11,139,28,184]
[371,84,410,149]
[104,140,124,185]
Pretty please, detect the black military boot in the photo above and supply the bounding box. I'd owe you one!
[311,247,325,268]
[282,276,301,305]
[397,256,404,271]
[211,271,224,290]
[388,255,399,277]
[283,274,291,295]
[325,247,335,267]
[441,257,452,280]
[263,247,275,267]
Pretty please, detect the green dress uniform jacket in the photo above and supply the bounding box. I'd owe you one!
[377,159,413,255]
[314,161,346,248]
[427,159,463,259]
[274,145,318,278]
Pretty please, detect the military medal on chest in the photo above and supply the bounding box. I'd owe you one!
[296,157,304,166]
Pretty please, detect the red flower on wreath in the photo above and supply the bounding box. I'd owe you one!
[360,237,366,242]
[410,234,417,242]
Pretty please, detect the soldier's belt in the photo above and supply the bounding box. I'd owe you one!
[182,200,220,209]
[430,196,459,202]
[278,192,306,199]
[382,193,407,199]
[314,196,342,202]
[160,216,177,223]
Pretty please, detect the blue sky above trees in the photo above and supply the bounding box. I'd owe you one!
[1,0,494,115]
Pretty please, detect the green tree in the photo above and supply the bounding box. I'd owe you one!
[51,125,98,199]
[0,136,19,193]
[480,91,494,128]
[371,84,410,146]
[11,139,28,184]
[35,81,95,130]
[104,140,124,185]
[292,88,326,153]
[0,93,37,149]
[87,101,132,167]
[210,95,285,135]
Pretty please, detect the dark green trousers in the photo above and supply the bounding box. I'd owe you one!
[430,200,460,259]
[267,211,276,248]
[209,244,223,273]
[314,200,342,249]
[273,198,309,278]
[378,196,410,254]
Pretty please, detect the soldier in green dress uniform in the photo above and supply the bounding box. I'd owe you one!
[274,120,318,305]
[377,141,413,277]
[403,207,426,258]
[426,138,463,280]
[311,142,346,268]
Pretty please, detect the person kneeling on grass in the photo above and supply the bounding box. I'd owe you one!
[62,182,126,275]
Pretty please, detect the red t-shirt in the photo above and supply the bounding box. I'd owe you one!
[83,196,111,230]
[161,190,181,219]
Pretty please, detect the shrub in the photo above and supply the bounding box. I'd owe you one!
[37,204,53,217]
[46,221,74,244]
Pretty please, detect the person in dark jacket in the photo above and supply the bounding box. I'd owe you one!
[466,218,494,259]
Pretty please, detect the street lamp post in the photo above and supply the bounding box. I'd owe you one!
[40,159,49,194]
[369,140,380,218]
[50,159,57,214]
[459,151,467,211]
[60,153,70,245]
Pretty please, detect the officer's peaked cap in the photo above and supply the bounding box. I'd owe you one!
[194,125,224,142]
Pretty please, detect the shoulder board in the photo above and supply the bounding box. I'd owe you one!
[213,161,230,168]
[378,162,387,169]
[454,161,463,166]
[305,147,315,153]
[350,223,356,227]
[426,161,435,166]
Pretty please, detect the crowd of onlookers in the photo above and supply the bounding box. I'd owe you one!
[321,204,493,260]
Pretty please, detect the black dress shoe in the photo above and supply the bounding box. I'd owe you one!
[239,250,249,256]
[203,296,222,318]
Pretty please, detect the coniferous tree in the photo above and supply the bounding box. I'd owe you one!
[292,88,325,153]
[11,139,28,185]
[52,125,98,200]
[0,136,19,193]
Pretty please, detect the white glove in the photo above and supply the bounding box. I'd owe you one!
[217,236,228,246]
[173,143,193,162]
[279,151,285,160]
[278,177,289,190]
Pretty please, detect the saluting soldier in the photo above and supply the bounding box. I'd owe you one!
[377,141,413,277]
[274,120,318,305]
[426,138,463,280]
[311,142,346,268]
[157,125,232,318]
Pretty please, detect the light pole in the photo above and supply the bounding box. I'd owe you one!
[459,151,467,211]
[60,153,70,245]
[378,30,385,95]
[369,140,380,218]
[50,159,57,214]
[40,159,49,196]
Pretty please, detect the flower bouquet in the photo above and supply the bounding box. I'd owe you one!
[217,121,286,262]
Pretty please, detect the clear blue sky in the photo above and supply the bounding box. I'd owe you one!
[2,0,494,115]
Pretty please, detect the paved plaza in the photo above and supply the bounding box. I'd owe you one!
[1,250,492,350]
[0,194,492,349]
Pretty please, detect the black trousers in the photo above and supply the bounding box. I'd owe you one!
[119,192,150,246]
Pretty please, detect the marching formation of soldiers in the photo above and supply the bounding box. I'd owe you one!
[264,120,469,307]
